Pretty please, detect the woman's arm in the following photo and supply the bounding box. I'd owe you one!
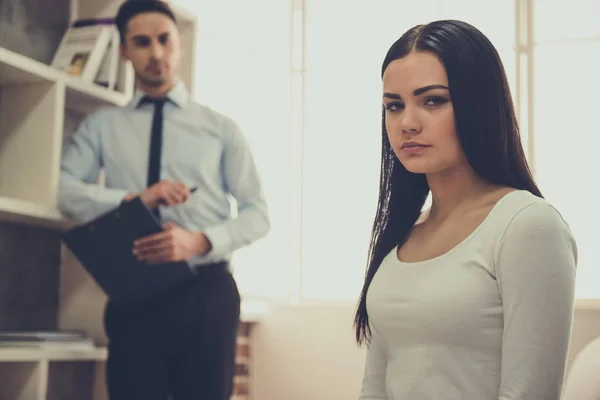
[495,201,577,399]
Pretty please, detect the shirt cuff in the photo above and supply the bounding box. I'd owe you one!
[90,186,130,211]
[202,223,232,258]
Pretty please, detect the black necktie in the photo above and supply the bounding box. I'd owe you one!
[141,96,166,218]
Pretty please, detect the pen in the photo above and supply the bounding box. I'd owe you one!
[156,186,197,206]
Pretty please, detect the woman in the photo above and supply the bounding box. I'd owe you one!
[355,20,577,399]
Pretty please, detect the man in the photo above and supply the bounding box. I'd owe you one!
[58,1,270,399]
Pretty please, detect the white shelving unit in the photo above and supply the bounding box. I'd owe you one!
[0,347,107,400]
[0,1,198,399]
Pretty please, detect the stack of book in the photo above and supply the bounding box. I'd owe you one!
[0,330,95,351]
[50,18,122,90]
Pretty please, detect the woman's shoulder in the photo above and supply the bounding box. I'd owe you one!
[490,189,578,277]
[490,189,576,257]
[493,189,569,231]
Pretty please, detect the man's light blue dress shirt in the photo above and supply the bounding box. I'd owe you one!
[58,81,270,267]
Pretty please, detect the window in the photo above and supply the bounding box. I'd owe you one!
[183,0,294,299]
[301,0,414,300]
[535,0,600,43]
[532,0,600,298]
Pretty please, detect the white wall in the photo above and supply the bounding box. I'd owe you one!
[251,302,366,400]
[250,303,600,400]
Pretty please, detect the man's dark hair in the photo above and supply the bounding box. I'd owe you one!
[115,0,177,44]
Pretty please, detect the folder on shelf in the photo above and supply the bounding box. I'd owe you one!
[61,198,195,306]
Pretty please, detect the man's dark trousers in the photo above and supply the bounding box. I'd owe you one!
[104,262,240,400]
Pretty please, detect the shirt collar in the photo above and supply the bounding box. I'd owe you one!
[129,80,190,109]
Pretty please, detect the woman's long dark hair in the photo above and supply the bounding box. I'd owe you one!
[354,20,542,345]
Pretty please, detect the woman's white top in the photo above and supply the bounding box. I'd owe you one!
[360,190,577,400]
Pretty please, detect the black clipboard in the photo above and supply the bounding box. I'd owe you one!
[61,198,195,306]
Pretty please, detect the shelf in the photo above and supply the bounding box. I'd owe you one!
[0,47,130,117]
[0,47,129,115]
[0,48,58,85]
[64,75,130,115]
[0,347,106,362]
[0,196,72,230]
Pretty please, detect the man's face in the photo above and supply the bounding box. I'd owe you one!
[120,12,182,89]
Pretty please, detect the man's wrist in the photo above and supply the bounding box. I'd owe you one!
[195,232,212,256]
[120,193,136,205]
[122,193,137,202]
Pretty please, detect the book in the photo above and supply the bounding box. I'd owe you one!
[0,330,87,342]
[0,340,95,351]
[0,330,95,350]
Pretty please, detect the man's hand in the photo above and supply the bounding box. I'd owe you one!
[122,193,137,202]
[124,180,192,209]
[133,222,212,264]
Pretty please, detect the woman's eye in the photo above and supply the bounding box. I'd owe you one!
[385,102,404,112]
[424,97,448,106]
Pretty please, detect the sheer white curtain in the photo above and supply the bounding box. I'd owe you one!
[179,0,294,299]
[300,0,517,300]
[532,0,600,298]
